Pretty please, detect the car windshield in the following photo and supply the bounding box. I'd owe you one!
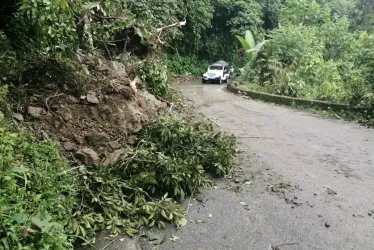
[209,65,223,70]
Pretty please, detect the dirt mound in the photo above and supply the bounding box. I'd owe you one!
[13,54,167,165]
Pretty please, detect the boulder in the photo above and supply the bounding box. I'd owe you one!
[63,142,77,152]
[12,113,24,121]
[102,149,127,166]
[109,141,122,150]
[28,107,46,118]
[86,92,100,104]
[76,147,99,165]
[85,132,110,146]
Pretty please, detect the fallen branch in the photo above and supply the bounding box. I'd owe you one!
[154,19,187,44]
[129,77,143,107]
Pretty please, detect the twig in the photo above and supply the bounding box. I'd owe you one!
[151,244,161,250]
[224,176,232,186]
[45,93,81,144]
[168,103,175,113]
[186,187,197,215]
[100,239,118,250]
[208,118,221,128]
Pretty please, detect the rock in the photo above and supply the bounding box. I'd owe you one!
[109,141,122,150]
[126,63,134,75]
[102,149,126,166]
[325,222,331,228]
[62,113,73,122]
[76,147,99,165]
[63,142,77,151]
[110,61,119,71]
[54,120,61,129]
[12,113,24,121]
[326,188,337,195]
[196,195,204,202]
[85,132,110,146]
[86,92,100,104]
[28,106,46,118]
[80,95,86,100]
[67,95,79,104]
[234,179,241,183]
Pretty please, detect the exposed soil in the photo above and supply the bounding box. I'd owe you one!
[12,54,167,165]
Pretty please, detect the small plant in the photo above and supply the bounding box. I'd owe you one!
[0,127,77,249]
[236,30,267,65]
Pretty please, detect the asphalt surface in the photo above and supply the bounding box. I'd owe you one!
[140,81,374,250]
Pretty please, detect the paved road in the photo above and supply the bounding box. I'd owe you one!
[144,81,374,250]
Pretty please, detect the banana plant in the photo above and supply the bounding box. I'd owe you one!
[236,30,268,65]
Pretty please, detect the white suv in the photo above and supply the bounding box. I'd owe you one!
[202,60,231,84]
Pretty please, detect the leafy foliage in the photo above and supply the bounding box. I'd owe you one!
[269,25,323,63]
[236,30,267,64]
[0,127,77,249]
[137,58,171,98]
[166,55,209,76]
[140,115,237,177]
[0,112,237,247]
[66,115,236,245]
[239,0,374,120]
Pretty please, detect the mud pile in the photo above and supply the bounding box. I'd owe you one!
[12,54,167,166]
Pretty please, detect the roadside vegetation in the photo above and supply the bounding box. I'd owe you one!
[234,0,374,126]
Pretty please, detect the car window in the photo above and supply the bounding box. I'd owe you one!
[209,66,223,70]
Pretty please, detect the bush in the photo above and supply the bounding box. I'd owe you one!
[166,55,208,76]
[269,25,323,63]
[0,127,77,249]
[318,18,356,61]
[137,58,171,99]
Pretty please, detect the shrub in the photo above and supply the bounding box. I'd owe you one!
[0,128,77,249]
[269,25,323,64]
[166,55,208,76]
[137,58,171,99]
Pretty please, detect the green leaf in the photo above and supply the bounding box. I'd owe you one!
[245,30,255,48]
[12,213,29,224]
[31,217,52,232]
[149,231,166,245]
[236,36,250,50]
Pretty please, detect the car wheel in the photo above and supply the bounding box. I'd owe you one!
[202,79,206,84]
[218,78,222,84]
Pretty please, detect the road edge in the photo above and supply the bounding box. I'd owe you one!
[226,84,350,111]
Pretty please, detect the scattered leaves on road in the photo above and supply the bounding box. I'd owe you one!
[170,235,179,242]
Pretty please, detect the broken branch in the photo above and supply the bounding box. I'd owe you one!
[154,19,187,44]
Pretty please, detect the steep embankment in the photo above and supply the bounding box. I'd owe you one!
[12,53,167,166]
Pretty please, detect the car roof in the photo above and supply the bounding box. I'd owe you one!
[211,60,229,67]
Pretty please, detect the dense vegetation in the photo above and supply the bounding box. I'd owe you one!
[239,0,374,106]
